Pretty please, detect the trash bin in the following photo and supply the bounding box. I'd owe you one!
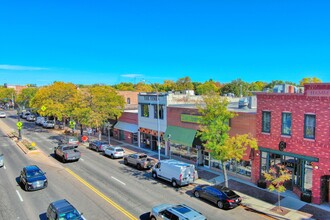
[301,190,312,203]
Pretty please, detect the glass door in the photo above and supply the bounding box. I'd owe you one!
[204,151,210,168]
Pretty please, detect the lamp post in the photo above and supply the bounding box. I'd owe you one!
[106,123,111,145]
[142,80,161,161]
[167,134,171,159]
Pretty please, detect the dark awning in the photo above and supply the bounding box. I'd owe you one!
[164,126,197,147]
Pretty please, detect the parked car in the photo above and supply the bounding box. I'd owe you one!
[26,114,36,121]
[152,159,197,187]
[46,199,86,220]
[60,136,80,145]
[89,140,108,152]
[104,145,125,159]
[193,184,242,209]
[0,153,4,167]
[123,153,156,170]
[0,111,6,118]
[43,120,55,128]
[150,204,206,220]
[19,165,48,191]
[54,144,81,163]
[22,112,31,119]
[35,116,46,125]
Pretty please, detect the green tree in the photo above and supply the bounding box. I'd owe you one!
[0,87,15,104]
[220,79,249,97]
[196,80,220,95]
[264,164,291,212]
[299,77,322,86]
[31,82,78,121]
[197,94,258,187]
[73,85,125,140]
[134,82,154,92]
[248,81,267,93]
[176,76,194,91]
[16,87,39,108]
[113,82,135,91]
[163,80,177,92]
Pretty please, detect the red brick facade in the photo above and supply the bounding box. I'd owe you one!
[113,111,138,144]
[255,83,330,204]
[167,107,200,130]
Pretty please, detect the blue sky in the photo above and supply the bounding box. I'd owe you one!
[0,0,329,86]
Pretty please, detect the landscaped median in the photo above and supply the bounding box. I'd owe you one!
[0,120,40,155]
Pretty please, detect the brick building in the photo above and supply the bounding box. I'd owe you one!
[254,83,330,204]
[113,111,138,144]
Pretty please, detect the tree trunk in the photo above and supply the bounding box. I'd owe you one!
[221,161,228,187]
[278,192,282,211]
[98,129,102,141]
[80,124,83,136]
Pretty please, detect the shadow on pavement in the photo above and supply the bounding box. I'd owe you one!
[139,212,150,220]
[39,213,47,220]
[299,204,330,220]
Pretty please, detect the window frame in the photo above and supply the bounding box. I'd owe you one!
[304,114,316,139]
[140,104,149,118]
[153,104,164,120]
[262,111,271,133]
[281,112,292,136]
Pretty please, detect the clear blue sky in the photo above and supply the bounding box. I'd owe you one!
[0,0,329,86]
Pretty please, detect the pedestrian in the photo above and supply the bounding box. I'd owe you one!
[92,128,96,136]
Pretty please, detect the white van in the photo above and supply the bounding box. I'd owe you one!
[152,159,197,187]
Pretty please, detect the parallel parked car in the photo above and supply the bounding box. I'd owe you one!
[123,153,156,170]
[19,165,48,191]
[89,140,108,152]
[43,120,55,128]
[22,112,31,119]
[46,199,86,220]
[35,116,46,125]
[104,145,125,159]
[60,136,80,145]
[193,184,242,209]
[150,204,206,220]
[26,114,36,121]
[0,111,6,118]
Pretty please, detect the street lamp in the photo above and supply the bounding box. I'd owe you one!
[105,122,111,145]
[142,80,161,161]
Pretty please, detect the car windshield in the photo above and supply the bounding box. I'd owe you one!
[26,169,44,178]
[224,189,237,197]
[116,149,124,152]
[58,209,81,220]
[139,155,147,159]
[63,146,75,151]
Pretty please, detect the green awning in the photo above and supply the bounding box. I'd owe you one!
[164,126,197,146]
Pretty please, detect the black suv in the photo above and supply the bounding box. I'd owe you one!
[20,165,48,191]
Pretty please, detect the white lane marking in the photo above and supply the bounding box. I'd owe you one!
[111,176,126,185]
[16,190,23,202]
[3,165,6,169]
[80,158,84,161]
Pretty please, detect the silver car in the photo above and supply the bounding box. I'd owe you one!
[150,204,206,220]
[104,145,125,159]
[0,112,6,118]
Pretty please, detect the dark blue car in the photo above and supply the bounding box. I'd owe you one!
[46,199,85,220]
[20,165,48,191]
[193,184,241,209]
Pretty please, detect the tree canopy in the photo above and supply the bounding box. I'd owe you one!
[16,87,39,108]
[299,77,322,86]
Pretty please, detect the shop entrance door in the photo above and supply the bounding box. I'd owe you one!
[204,151,210,168]
[321,176,330,203]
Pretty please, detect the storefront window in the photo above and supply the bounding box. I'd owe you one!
[304,161,313,191]
[170,143,197,162]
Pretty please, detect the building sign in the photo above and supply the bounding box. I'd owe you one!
[181,114,201,124]
[306,90,330,97]
[143,96,158,101]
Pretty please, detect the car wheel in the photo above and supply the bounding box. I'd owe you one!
[24,183,28,191]
[137,163,142,170]
[152,172,157,179]
[62,157,66,163]
[96,147,99,152]
[110,154,114,159]
[172,180,178,187]
[194,191,200,198]
[124,159,128,165]
[150,216,156,220]
[44,181,48,188]
[217,200,224,209]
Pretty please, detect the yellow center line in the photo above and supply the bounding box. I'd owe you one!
[65,168,138,220]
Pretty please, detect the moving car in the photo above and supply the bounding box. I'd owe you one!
[20,165,48,191]
[104,145,125,159]
[152,159,197,187]
[0,111,6,118]
[46,199,86,220]
[123,153,156,170]
[89,140,108,152]
[193,184,242,209]
[150,204,206,220]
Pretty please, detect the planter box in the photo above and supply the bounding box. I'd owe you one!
[257,180,267,189]
[301,191,312,203]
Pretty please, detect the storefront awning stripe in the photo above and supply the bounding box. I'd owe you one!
[164,126,197,146]
[259,147,319,162]
[114,121,138,133]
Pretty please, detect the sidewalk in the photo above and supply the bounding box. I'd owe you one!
[83,133,330,220]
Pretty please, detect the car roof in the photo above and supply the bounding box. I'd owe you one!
[170,204,205,219]
[25,165,40,172]
[51,199,76,213]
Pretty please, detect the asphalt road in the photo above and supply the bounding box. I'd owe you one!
[1,110,268,220]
